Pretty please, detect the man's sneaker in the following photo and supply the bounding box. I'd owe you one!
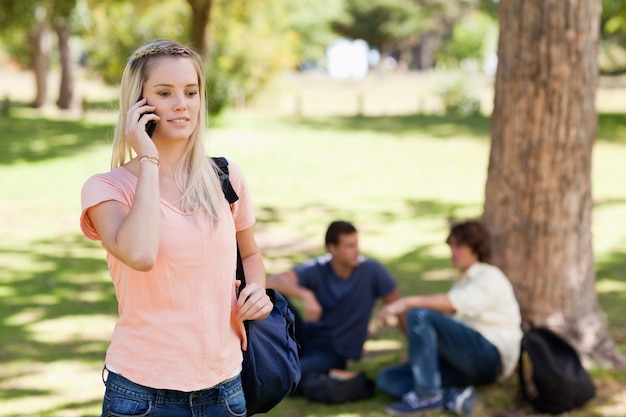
[444,386,477,416]
[386,391,443,415]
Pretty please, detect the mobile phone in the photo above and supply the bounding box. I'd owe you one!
[137,96,157,138]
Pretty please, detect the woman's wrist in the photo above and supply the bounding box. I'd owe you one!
[138,154,160,167]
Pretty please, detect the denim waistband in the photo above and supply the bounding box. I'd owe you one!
[103,368,242,406]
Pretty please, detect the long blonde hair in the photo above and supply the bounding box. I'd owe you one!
[112,39,225,227]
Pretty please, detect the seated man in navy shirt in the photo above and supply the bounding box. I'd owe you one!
[267,220,405,380]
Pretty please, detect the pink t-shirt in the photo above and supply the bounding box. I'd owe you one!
[80,160,255,391]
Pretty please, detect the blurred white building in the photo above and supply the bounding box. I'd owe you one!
[326,39,370,80]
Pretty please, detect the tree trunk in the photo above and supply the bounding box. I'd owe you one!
[29,20,50,108]
[483,0,626,368]
[54,21,75,110]
[409,31,438,71]
[186,0,214,61]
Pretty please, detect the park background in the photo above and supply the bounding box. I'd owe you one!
[1,1,626,416]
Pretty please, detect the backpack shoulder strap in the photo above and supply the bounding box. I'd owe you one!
[211,156,246,288]
[211,156,239,204]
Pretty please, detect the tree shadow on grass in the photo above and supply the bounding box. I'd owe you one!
[1,107,623,169]
[285,113,492,140]
[597,113,626,144]
[596,250,626,344]
[41,398,104,417]
[0,233,115,364]
[1,397,104,417]
[0,113,112,165]
[83,99,118,112]
[0,233,115,415]
[254,198,473,270]
[278,111,626,144]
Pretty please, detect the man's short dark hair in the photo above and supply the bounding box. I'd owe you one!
[325,221,357,247]
[446,220,492,263]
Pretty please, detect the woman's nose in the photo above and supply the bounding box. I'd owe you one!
[173,95,187,111]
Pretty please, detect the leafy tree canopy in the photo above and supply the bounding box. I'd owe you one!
[602,0,626,38]
[207,0,297,114]
[436,10,498,69]
[0,0,83,68]
[283,0,344,67]
[81,0,188,85]
[331,0,424,52]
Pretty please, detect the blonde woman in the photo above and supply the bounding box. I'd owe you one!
[80,39,272,417]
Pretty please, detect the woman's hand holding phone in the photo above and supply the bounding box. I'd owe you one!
[136,96,159,138]
[126,97,159,158]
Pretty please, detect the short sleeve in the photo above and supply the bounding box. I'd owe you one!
[448,264,504,318]
[368,260,396,297]
[224,160,256,232]
[293,255,330,287]
[80,172,133,241]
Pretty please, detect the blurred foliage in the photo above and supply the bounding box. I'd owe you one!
[331,0,425,53]
[80,0,297,116]
[329,0,488,70]
[81,0,188,85]
[284,0,344,68]
[439,76,481,115]
[0,0,38,66]
[0,27,33,68]
[436,10,498,69]
[206,0,298,115]
[2,0,626,115]
[409,0,479,28]
[0,0,301,115]
[599,41,626,74]
[601,0,626,74]
[477,0,499,17]
[0,0,85,68]
[603,0,626,37]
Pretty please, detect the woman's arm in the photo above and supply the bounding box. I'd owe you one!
[235,226,272,320]
[87,100,161,271]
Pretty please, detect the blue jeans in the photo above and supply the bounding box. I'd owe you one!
[298,339,346,377]
[377,309,502,398]
[101,369,246,417]
[288,300,346,378]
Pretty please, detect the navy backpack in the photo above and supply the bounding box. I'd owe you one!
[213,157,301,416]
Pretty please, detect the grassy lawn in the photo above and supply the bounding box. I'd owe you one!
[1,72,625,416]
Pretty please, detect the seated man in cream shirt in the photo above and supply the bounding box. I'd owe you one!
[376,220,522,417]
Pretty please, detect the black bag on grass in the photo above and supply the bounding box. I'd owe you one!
[518,326,596,414]
[300,371,375,403]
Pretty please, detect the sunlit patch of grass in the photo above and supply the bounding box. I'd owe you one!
[0,361,104,417]
[597,280,626,293]
[28,315,115,344]
[364,339,403,353]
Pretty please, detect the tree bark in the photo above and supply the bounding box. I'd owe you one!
[186,0,214,61]
[483,0,626,368]
[54,21,75,110]
[29,20,50,108]
[409,31,438,70]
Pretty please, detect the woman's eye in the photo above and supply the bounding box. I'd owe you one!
[186,91,199,97]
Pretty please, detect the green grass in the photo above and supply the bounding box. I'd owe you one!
[1,103,626,416]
